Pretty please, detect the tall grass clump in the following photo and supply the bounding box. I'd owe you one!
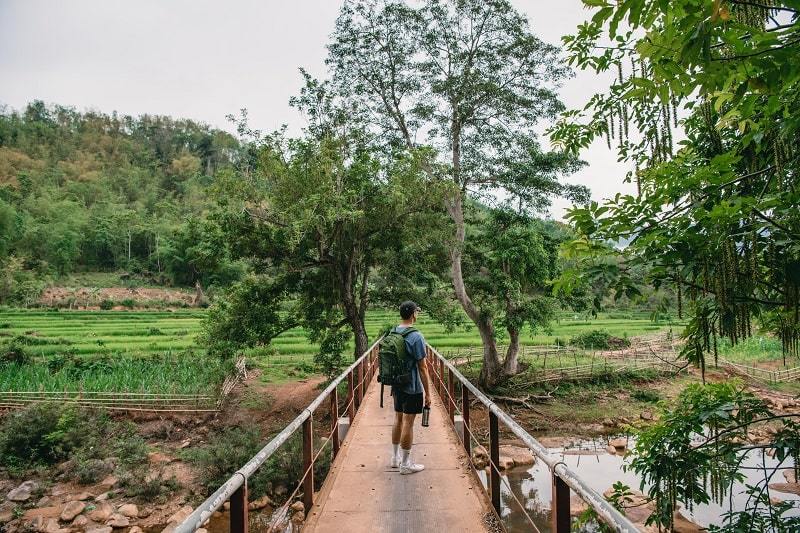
[0,351,230,395]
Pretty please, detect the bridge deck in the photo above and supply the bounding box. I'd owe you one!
[303,380,493,532]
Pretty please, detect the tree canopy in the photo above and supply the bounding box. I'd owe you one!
[551,0,800,373]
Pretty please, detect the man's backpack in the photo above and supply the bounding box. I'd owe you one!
[377,327,417,407]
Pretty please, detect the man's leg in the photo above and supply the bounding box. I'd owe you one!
[400,413,416,449]
[399,401,424,474]
[390,412,403,467]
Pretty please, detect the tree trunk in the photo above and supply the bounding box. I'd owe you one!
[448,122,503,388]
[503,327,521,375]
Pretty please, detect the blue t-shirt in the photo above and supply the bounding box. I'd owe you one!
[393,326,426,394]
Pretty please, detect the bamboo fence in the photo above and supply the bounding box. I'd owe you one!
[0,356,248,412]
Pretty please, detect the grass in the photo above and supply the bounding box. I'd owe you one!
[715,335,794,365]
[0,353,230,394]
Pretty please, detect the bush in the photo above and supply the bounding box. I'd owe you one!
[632,389,661,403]
[569,330,631,350]
[185,425,332,500]
[0,338,32,365]
[0,404,148,475]
[99,299,114,310]
[120,298,136,308]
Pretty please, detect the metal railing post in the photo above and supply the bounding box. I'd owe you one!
[552,473,571,532]
[302,417,314,514]
[489,411,501,514]
[358,360,365,407]
[355,361,362,412]
[447,367,455,423]
[230,479,248,533]
[461,384,470,456]
[438,358,445,396]
[347,371,355,422]
[331,386,340,458]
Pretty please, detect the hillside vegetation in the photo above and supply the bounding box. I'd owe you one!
[0,101,245,305]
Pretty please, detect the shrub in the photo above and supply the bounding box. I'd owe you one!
[99,299,114,310]
[120,298,136,309]
[632,389,661,403]
[0,404,147,475]
[0,338,32,365]
[569,330,631,350]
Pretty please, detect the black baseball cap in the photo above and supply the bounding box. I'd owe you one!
[399,300,421,319]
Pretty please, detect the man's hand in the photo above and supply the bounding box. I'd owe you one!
[424,396,431,408]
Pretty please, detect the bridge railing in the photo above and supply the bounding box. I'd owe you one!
[174,338,381,533]
[425,343,639,533]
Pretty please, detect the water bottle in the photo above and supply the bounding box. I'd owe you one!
[421,406,431,427]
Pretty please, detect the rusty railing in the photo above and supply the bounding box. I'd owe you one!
[425,343,638,533]
[174,338,381,533]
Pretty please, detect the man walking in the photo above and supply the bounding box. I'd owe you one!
[390,300,430,474]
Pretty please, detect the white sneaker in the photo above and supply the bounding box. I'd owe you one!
[400,462,425,475]
[390,454,400,468]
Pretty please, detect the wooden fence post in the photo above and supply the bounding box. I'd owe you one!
[489,412,501,514]
[302,417,314,514]
[230,479,248,533]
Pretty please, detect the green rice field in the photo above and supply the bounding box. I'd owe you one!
[0,308,684,390]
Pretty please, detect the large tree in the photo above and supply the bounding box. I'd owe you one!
[328,0,586,386]
[208,77,444,362]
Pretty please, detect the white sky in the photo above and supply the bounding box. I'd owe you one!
[0,0,633,219]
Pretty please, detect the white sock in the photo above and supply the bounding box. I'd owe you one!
[392,444,400,457]
[401,447,411,465]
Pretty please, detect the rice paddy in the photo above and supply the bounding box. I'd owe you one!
[0,307,685,391]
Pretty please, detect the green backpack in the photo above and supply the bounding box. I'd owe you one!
[377,327,417,406]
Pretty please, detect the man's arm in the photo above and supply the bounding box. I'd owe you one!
[419,356,431,407]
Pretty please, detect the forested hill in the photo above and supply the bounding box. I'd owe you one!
[0,101,245,299]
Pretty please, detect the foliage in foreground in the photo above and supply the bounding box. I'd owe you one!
[626,381,800,531]
[553,1,800,379]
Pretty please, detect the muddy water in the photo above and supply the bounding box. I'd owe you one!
[478,437,800,532]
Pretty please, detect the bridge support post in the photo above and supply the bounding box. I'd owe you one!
[347,371,355,422]
[358,360,364,409]
[461,385,470,456]
[230,479,248,533]
[447,368,455,423]
[302,417,314,514]
[331,386,340,458]
[489,411,501,514]
[552,473,570,532]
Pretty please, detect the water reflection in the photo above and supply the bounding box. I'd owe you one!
[478,437,799,532]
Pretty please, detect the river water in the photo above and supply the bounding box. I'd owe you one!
[477,436,800,532]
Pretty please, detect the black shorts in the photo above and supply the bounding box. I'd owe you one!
[392,388,423,414]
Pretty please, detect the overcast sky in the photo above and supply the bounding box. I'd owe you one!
[0,0,633,219]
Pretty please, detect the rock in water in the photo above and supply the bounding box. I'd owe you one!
[498,445,535,467]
